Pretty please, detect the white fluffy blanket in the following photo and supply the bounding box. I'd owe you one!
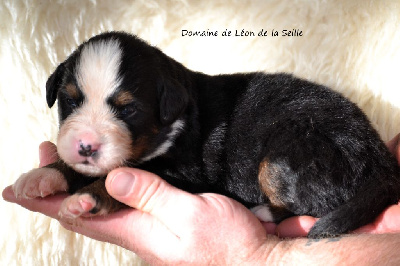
[1,0,400,264]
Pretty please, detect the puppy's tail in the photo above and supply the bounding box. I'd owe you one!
[308,180,400,238]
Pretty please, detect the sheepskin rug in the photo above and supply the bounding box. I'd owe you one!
[1,0,400,264]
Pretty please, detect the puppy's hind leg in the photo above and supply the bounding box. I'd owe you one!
[256,158,294,223]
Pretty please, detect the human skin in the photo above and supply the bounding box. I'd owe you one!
[3,135,400,264]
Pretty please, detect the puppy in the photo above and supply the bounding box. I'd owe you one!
[13,31,400,238]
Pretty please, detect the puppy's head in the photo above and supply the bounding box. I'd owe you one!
[46,32,188,176]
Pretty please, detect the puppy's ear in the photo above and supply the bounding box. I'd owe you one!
[46,63,65,108]
[158,78,189,125]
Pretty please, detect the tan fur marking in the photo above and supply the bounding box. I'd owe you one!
[131,136,149,160]
[151,125,160,135]
[65,83,80,99]
[258,158,285,208]
[114,91,134,106]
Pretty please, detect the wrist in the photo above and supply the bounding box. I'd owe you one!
[242,235,347,265]
[231,235,282,264]
[266,233,400,265]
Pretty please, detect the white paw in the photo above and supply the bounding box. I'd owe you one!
[250,204,274,222]
[12,168,68,199]
[58,193,97,219]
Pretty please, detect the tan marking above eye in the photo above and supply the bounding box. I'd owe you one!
[65,83,80,99]
[114,90,134,106]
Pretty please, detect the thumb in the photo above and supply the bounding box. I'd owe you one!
[39,141,59,167]
[105,168,198,233]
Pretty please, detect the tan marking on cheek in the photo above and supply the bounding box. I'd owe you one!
[258,158,286,208]
[131,136,149,160]
[65,83,80,99]
[151,126,160,135]
[114,91,134,106]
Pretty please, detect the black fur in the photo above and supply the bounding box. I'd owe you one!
[46,32,400,238]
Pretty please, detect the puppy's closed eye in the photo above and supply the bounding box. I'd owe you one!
[119,104,137,118]
[59,83,84,110]
[66,98,78,108]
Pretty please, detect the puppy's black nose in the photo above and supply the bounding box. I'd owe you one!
[79,142,98,157]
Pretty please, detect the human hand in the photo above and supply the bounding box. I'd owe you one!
[3,142,278,264]
[3,132,400,257]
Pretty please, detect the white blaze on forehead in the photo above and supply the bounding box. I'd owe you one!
[76,39,122,101]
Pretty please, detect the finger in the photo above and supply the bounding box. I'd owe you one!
[261,222,277,235]
[354,204,400,234]
[4,185,179,258]
[2,185,67,219]
[386,133,400,162]
[39,141,59,167]
[386,133,399,153]
[275,216,317,238]
[59,207,181,258]
[106,168,199,234]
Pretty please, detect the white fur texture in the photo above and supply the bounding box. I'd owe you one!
[250,205,274,222]
[13,168,67,199]
[77,39,122,103]
[1,0,400,265]
[142,119,186,162]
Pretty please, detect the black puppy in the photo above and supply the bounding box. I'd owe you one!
[13,32,400,238]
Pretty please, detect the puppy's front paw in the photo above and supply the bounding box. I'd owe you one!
[57,178,126,219]
[58,193,109,219]
[58,193,97,218]
[13,168,68,199]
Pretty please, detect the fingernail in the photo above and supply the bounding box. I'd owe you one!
[110,172,135,197]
